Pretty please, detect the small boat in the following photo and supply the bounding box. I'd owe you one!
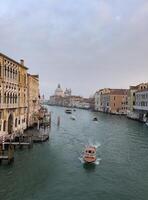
[93,117,98,121]
[146,122,148,126]
[83,146,96,163]
[65,109,72,114]
[73,109,76,112]
[70,115,76,120]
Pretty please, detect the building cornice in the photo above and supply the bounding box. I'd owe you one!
[0,52,28,70]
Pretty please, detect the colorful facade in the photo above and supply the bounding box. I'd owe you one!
[95,88,128,114]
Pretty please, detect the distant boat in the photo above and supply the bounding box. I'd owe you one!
[70,115,76,120]
[65,109,72,114]
[73,109,76,112]
[83,146,96,164]
[93,117,98,121]
[146,122,148,126]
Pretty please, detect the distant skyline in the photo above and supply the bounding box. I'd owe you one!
[0,0,148,98]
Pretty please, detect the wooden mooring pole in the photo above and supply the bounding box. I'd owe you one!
[57,116,60,126]
[0,143,14,165]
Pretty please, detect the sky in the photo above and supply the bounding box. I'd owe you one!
[0,0,148,98]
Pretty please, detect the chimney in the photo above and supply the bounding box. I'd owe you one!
[20,59,24,66]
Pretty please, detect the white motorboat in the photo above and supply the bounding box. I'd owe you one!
[65,109,72,114]
[70,115,76,120]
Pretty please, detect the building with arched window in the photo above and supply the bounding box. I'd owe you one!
[0,53,28,136]
[0,52,40,136]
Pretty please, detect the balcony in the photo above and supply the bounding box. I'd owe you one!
[0,103,18,109]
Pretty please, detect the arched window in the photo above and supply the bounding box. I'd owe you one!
[0,63,1,77]
[15,118,17,127]
[7,67,9,78]
[13,94,15,104]
[16,70,18,80]
[13,69,15,79]
[4,66,7,77]
[3,120,6,131]
[24,74,26,85]
[10,93,12,104]
[10,68,12,79]
[7,93,9,104]
[18,71,20,82]
[4,93,6,103]
[15,95,17,104]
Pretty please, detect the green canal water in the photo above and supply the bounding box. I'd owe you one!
[0,106,148,200]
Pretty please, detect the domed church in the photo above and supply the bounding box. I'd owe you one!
[54,84,64,97]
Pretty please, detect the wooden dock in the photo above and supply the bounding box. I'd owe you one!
[0,109,51,165]
[0,144,14,164]
[4,141,33,149]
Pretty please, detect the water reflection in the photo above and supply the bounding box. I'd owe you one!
[83,163,96,172]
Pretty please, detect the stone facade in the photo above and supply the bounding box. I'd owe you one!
[0,53,40,136]
[27,74,40,127]
[127,83,148,120]
[0,53,28,136]
[133,89,148,122]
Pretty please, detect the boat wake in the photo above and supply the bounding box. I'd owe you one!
[87,141,101,149]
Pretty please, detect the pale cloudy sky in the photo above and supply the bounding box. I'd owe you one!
[0,0,148,97]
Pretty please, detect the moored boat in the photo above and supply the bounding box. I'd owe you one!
[65,109,72,114]
[70,115,76,120]
[93,117,98,121]
[83,146,96,163]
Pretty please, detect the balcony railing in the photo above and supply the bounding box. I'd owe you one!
[0,103,18,109]
[133,105,148,111]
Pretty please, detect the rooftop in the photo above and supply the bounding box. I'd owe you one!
[0,52,28,70]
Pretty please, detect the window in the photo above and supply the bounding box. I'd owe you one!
[4,67,7,77]
[7,67,9,78]
[10,68,12,79]
[15,95,17,104]
[0,64,1,77]
[4,93,6,103]
[10,94,12,104]
[3,120,6,132]
[15,118,17,127]
[7,93,9,104]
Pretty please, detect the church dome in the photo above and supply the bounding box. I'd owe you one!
[55,84,64,97]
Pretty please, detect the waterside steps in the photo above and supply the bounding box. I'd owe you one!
[0,144,14,164]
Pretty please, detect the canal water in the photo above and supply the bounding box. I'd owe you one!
[0,106,148,200]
